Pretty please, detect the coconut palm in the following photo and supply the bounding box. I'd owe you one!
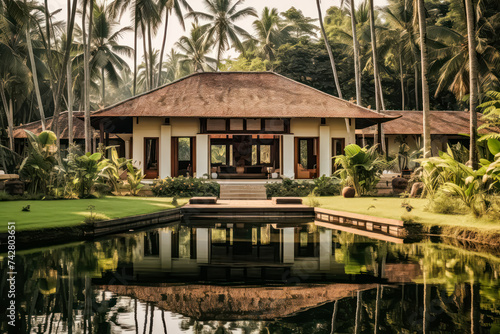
[316,0,343,98]
[156,0,192,87]
[163,49,191,82]
[465,0,478,168]
[417,0,432,158]
[176,23,217,72]
[341,0,362,105]
[281,7,318,39]
[250,7,292,61]
[186,0,257,70]
[91,3,133,105]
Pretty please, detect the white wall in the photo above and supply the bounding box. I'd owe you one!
[132,117,199,177]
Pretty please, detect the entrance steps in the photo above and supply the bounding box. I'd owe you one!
[219,184,267,200]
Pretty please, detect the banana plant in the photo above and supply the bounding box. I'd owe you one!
[334,144,389,196]
[126,163,144,196]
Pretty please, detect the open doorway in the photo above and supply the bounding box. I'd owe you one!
[295,137,319,179]
[172,137,196,177]
[144,137,159,179]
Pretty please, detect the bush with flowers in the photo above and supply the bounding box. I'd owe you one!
[152,176,220,197]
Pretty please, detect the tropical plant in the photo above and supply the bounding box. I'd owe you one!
[334,144,388,196]
[478,91,500,139]
[19,130,58,194]
[186,0,257,70]
[264,177,316,198]
[66,151,112,198]
[126,162,144,196]
[176,24,217,72]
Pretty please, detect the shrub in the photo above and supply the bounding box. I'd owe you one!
[425,191,468,215]
[312,175,341,196]
[152,176,220,197]
[126,163,144,196]
[334,144,389,196]
[265,178,315,198]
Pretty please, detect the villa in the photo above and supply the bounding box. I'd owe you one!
[89,72,397,179]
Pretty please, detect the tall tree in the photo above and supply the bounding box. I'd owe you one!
[417,0,431,158]
[24,0,46,130]
[465,0,478,168]
[156,0,192,87]
[187,0,257,70]
[176,23,217,72]
[82,0,92,152]
[342,0,362,105]
[251,7,291,61]
[316,0,343,99]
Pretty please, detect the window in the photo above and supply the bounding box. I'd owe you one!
[265,119,284,132]
[207,119,226,131]
[230,119,244,131]
[178,138,191,161]
[246,119,261,131]
[260,145,271,164]
[211,145,227,164]
[252,145,258,165]
[212,229,227,244]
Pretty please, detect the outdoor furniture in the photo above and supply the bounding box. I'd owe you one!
[189,197,218,204]
[5,180,24,195]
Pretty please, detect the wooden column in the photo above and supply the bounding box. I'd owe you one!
[99,121,104,148]
[377,122,383,153]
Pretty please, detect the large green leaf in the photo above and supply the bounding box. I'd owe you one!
[344,144,362,157]
[38,131,57,146]
[487,138,500,156]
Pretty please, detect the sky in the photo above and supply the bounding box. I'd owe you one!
[48,0,389,67]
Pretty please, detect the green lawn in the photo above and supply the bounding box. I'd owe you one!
[310,196,500,233]
[0,196,187,232]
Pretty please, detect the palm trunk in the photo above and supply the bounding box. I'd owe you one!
[101,67,105,105]
[67,60,73,144]
[157,10,170,87]
[369,0,380,112]
[316,0,342,99]
[400,52,405,111]
[417,0,431,158]
[52,0,77,149]
[82,0,91,152]
[349,0,361,105]
[216,40,222,71]
[141,21,150,90]
[133,10,138,95]
[330,300,339,334]
[0,82,13,150]
[147,21,154,89]
[414,63,419,110]
[25,3,46,130]
[354,290,362,334]
[465,0,478,168]
[67,264,73,334]
[374,285,381,334]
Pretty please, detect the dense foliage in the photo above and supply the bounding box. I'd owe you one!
[417,138,500,217]
[152,176,220,197]
[265,176,340,198]
[334,144,390,196]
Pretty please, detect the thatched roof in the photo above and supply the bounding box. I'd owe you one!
[100,283,377,320]
[358,110,494,135]
[13,111,97,139]
[90,72,398,126]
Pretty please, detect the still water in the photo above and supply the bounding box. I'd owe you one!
[1,220,500,333]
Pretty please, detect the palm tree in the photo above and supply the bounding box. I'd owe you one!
[91,3,133,105]
[163,49,191,81]
[186,0,257,70]
[417,0,431,158]
[250,7,291,61]
[369,0,380,112]
[281,7,318,39]
[156,0,192,87]
[24,0,46,130]
[316,0,343,99]
[465,0,478,168]
[176,23,217,72]
[341,0,362,105]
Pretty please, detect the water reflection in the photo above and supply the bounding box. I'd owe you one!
[1,220,499,333]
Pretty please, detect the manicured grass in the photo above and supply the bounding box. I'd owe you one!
[311,196,500,233]
[0,196,188,232]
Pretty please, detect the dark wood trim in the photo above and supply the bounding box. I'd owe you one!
[199,118,291,134]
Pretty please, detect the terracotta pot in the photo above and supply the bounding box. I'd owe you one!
[342,186,356,198]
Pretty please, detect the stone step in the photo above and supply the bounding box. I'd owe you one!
[219,184,267,200]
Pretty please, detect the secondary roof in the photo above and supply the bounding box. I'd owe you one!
[89,72,398,128]
[357,110,493,135]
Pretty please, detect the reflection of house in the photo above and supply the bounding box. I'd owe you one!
[89,72,397,179]
[11,111,125,156]
[132,222,420,283]
[356,111,496,158]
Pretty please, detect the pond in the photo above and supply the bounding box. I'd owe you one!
[1,220,499,333]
